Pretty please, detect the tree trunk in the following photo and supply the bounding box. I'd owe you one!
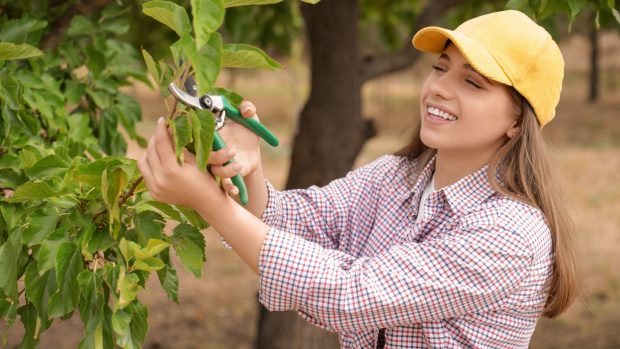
[255,1,370,348]
[285,0,375,190]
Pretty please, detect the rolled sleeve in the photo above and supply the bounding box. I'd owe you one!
[257,225,534,333]
[260,180,284,228]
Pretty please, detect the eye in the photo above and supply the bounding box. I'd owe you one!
[465,79,482,89]
[431,64,446,72]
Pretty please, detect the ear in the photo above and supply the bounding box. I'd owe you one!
[506,120,520,139]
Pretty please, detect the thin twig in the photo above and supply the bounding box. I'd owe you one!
[118,176,143,207]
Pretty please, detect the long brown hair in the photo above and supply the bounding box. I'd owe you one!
[395,88,577,318]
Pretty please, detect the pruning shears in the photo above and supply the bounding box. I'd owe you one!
[168,81,279,205]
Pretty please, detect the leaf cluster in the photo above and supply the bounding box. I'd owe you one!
[0,0,312,348]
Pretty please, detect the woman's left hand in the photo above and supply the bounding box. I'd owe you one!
[138,117,226,212]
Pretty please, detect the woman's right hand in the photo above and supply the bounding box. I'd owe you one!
[208,100,263,197]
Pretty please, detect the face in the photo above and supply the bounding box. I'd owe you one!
[419,44,518,157]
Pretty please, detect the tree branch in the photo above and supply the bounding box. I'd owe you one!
[41,0,115,51]
[362,0,467,82]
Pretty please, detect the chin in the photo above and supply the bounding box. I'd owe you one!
[419,129,442,149]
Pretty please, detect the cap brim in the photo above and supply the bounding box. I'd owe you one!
[412,27,512,86]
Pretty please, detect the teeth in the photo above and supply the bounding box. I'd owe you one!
[427,106,457,121]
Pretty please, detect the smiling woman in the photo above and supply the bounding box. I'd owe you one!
[139,9,576,349]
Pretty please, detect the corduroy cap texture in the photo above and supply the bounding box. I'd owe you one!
[412,10,564,128]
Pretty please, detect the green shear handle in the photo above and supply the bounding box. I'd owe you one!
[220,98,279,147]
[168,82,279,205]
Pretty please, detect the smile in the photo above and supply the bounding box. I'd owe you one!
[426,106,458,121]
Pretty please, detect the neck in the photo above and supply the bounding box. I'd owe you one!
[433,147,497,189]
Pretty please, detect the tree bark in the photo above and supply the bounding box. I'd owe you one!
[285,0,372,190]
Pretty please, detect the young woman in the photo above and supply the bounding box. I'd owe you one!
[138,10,576,348]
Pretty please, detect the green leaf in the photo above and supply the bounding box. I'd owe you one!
[17,304,39,349]
[11,181,63,202]
[134,239,169,260]
[133,211,165,244]
[0,18,47,43]
[77,269,108,349]
[189,109,215,172]
[26,154,71,179]
[87,87,111,109]
[119,238,139,265]
[112,302,148,349]
[21,206,59,246]
[170,114,193,164]
[67,113,94,144]
[222,43,283,70]
[0,298,18,327]
[102,166,128,236]
[156,250,178,303]
[133,257,165,272]
[224,0,282,7]
[74,158,120,188]
[1,202,25,231]
[141,48,160,84]
[192,0,225,48]
[37,229,69,275]
[0,232,22,300]
[48,241,83,317]
[137,201,183,222]
[209,87,243,106]
[176,204,209,230]
[183,32,222,95]
[116,267,140,310]
[142,0,192,37]
[170,223,205,278]
[0,71,21,110]
[24,262,56,327]
[65,81,85,104]
[0,153,24,169]
[0,42,42,60]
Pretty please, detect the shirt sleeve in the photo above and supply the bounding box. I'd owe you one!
[257,225,534,333]
[259,155,399,250]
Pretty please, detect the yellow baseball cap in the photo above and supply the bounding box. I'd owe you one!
[412,10,564,128]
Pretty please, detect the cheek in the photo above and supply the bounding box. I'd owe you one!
[460,96,513,137]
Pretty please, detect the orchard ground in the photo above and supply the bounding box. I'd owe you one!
[2,33,620,348]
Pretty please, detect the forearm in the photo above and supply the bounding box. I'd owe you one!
[196,192,269,274]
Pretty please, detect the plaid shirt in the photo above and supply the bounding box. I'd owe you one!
[258,154,553,348]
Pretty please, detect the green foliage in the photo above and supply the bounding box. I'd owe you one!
[0,0,313,348]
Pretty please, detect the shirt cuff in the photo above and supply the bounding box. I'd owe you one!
[258,227,321,312]
[259,180,283,227]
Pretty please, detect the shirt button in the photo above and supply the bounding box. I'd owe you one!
[340,262,351,270]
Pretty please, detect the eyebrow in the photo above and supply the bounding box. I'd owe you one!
[438,53,493,85]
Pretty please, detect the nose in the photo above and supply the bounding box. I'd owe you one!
[428,73,454,100]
